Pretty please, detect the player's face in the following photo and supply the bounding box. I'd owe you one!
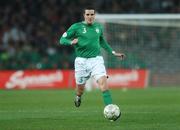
[84,10,95,24]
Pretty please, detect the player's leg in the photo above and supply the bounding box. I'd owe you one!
[91,56,113,106]
[97,76,112,106]
[74,84,85,107]
[74,57,90,107]
[76,84,85,96]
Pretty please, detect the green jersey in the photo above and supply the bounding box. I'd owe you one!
[60,21,113,58]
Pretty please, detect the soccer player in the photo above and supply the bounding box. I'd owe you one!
[60,7,125,107]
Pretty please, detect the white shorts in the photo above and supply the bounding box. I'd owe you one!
[74,56,107,85]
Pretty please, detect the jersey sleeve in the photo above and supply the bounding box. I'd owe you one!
[99,25,113,54]
[59,24,76,45]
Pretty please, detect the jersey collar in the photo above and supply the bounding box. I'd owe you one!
[82,21,94,26]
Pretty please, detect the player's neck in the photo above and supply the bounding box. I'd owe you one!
[82,21,94,25]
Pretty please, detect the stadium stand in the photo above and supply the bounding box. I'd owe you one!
[0,0,180,71]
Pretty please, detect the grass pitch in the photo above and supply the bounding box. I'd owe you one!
[0,87,180,130]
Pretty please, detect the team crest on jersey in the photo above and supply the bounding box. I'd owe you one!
[95,28,100,33]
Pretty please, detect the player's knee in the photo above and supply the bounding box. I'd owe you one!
[77,84,85,88]
[98,76,107,83]
[98,76,108,91]
[98,80,106,87]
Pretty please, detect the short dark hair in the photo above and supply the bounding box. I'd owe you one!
[83,6,96,14]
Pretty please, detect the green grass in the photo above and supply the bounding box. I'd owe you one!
[0,87,180,130]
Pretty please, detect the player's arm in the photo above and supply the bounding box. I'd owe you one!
[112,51,125,60]
[100,29,125,60]
[99,35,113,53]
[100,36,125,59]
[59,24,78,45]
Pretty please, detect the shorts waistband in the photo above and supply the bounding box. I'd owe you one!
[76,56,102,59]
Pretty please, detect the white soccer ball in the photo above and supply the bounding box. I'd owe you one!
[103,104,121,121]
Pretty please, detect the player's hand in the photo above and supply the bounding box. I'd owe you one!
[112,51,126,60]
[71,38,78,45]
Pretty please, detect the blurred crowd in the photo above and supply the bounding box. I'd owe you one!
[105,23,180,73]
[0,0,180,70]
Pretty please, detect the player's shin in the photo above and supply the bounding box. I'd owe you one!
[102,90,112,105]
[76,84,85,96]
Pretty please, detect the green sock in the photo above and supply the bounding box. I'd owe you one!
[102,90,112,105]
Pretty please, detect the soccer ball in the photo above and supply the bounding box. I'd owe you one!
[103,104,121,121]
